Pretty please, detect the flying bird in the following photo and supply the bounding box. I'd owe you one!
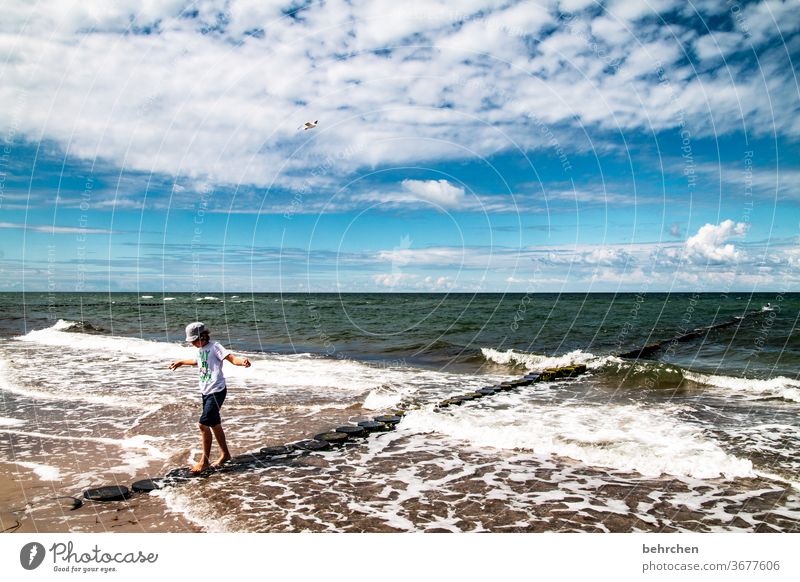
[300,120,318,131]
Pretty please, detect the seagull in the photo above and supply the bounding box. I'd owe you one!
[300,120,318,131]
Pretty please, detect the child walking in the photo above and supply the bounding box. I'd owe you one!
[169,322,251,473]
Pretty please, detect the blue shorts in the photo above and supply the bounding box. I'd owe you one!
[199,388,226,427]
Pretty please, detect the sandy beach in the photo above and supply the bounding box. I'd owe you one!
[0,461,200,533]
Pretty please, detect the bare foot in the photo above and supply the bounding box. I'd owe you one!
[191,461,210,474]
[212,453,231,468]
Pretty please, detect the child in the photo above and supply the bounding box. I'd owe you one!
[169,322,251,473]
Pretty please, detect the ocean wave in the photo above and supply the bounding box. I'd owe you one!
[44,319,106,333]
[15,320,189,359]
[0,357,158,410]
[684,371,800,403]
[11,321,504,400]
[480,347,607,371]
[362,384,416,410]
[402,404,754,480]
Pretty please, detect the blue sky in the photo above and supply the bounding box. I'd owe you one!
[0,0,798,292]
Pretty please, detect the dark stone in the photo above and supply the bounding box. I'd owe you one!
[52,496,83,510]
[358,420,389,432]
[619,343,662,359]
[164,467,211,482]
[294,439,331,451]
[131,479,162,493]
[314,432,349,444]
[260,445,293,456]
[336,425,367,437]
[228,453,262,466]
[83,485,131,502]
[374,415,401,424]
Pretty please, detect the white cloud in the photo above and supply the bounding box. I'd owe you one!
[352,180,548,213]
[684,219,749,263]
[399,179,466,208]
[0,0,795,197]
[377,246,475,267]
[548,189,663,205]
[740,0,800,44]
[373,272,418,287]
[694,31,747,61]
[0,222,119,235]
[559,0,598,13]
[372,272,455,290]
[606,0,679,22]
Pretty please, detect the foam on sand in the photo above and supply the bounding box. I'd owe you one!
[13,461,62,481]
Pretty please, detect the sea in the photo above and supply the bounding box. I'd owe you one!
[0,292,798,532]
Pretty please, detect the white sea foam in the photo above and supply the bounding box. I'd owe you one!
[400,403,755,480]
[15,321,190,360]
[0,357,132,408]
[163,297,175,301]
[14,461,62,481]
[153,488,236,533]
[141,295,153,299]
[685,371,800,403]
[363,387,408,410]
[11,321,506,403]
[481,347,606,371]
[0,416,25,427]
[51,319,76,331]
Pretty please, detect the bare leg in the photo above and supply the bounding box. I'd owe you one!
[192,424,212,473]
[211,424,231,467]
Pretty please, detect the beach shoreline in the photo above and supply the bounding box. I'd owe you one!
[0,462,200,533]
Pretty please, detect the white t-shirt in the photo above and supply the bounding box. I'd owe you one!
[196,340,230,395]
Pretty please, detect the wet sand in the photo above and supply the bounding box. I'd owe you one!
[3,443,798,534]
[0,462,200,533]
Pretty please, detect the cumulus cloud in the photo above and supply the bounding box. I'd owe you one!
[373,272,418,287]
[684,220,749,263]
[372,272,454,290]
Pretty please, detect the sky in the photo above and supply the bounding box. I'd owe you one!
[0,0,798,293]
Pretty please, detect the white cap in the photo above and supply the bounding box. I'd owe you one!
[184,322,207,341]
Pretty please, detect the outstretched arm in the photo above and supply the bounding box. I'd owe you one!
[169,359,196,370]
[225,354,251,368]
